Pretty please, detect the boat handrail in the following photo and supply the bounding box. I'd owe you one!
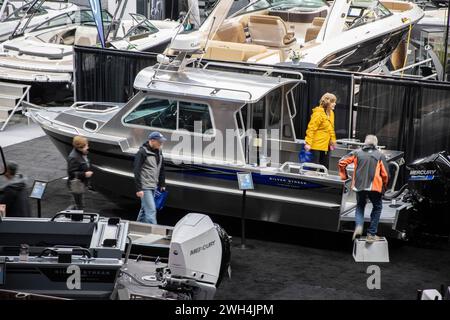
[336,139,386,149]
[34,112,81,135]
[146,77,253,100]
[201,61,305,82]
[280,162,328,176]
[70,101,120,113]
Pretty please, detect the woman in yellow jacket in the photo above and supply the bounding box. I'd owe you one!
[304,93,337,167]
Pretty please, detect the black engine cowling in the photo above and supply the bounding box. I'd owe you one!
[406,151,450,236]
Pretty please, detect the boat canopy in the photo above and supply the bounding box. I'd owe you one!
[134,65,303,104]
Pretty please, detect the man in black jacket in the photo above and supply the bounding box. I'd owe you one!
[134,132,166,224]
[0,162,31,217]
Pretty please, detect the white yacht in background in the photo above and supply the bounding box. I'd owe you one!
[412,4,448,39]
[0,0,78,42]
[0,7,180,100]
[188,0,424,72]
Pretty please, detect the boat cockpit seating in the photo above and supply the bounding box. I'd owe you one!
[74,26,99,46]
[213,21,247,44]
[203,40,281,63]
[49,27,77,45]
[247,15,296,47]
[304,17,326,43]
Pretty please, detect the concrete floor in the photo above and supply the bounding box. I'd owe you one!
[2,135,450,300]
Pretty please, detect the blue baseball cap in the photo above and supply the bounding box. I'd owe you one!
[148,131,167,142]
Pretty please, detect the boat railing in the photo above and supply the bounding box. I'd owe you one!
[32,111,81,135]
[146,77,253,100]
[280,162,328,176]
[336,139,386,149]
[201,61,305,82]
[70,101,120,113]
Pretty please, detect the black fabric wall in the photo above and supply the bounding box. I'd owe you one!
[356,77,450,165]
[293,71,352,140]
[74,46,157,103]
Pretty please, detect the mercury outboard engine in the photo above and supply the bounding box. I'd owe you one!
[160,213,231,300]
[406,151,450,236]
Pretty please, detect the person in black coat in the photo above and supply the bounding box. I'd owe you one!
[67,136,93,210]
[0,162,31,217]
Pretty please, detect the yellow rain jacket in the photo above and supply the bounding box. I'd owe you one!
[305,106,336,152]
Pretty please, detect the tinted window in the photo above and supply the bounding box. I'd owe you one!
[178,101,213,134]
[124,97,177,130]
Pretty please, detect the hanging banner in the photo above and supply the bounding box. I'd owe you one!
[88,0,106,48]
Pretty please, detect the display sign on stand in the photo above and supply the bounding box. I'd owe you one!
[29,180,47,218]
[236,172,254,250]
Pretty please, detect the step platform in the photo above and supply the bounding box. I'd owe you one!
[353,237,389,263]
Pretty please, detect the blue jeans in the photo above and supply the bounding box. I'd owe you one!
[137,189,157,224]
[355,191,383,236]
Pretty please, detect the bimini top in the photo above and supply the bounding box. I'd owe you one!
[133,64,303,104]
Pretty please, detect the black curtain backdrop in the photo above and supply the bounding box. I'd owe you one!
[356,76,450,166]
[74,46,157,103]
[294,71,352,141]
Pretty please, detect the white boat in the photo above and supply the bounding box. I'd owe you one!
[0,7,180,100]
[186,0,424,72]
[0,0,79,42]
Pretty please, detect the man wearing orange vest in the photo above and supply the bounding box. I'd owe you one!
[338,135,389,243]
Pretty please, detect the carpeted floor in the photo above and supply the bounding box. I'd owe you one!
[2,136,450,300]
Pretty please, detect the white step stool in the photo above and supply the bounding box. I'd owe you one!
[353,237,389,263]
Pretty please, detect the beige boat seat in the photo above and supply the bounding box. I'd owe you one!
[381,1,413,12]
[247,15,296,47]
[74,26,98,46]
[203,40,280,63]
[304,17,325,43]
[213,21,246,43]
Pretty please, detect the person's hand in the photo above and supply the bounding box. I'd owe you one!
[304,144,311,152]
[85,171,93,178]
[136,191,144,198]
[159,187,166,192]
[329,141,337,151]
[0,204,5,217]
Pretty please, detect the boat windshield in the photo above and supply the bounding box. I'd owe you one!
[232,0,328,17]
[32,9,113,32]
[2,2,48,22]
[125,13,159,38]
[346,0,392,29]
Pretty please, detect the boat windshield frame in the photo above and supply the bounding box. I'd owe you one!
[30,9,113,33]
[346,0,393,30]
[124,13,159,38]
[230,0,329,18]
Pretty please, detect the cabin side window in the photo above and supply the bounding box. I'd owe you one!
[124,97,213,134]
[123,97,177,130]
[178,101,213,134]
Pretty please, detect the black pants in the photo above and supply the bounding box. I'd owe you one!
[311,150,329,168]
[72,193,85,210]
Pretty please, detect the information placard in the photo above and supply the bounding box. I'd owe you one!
[237,172,254,190]
[29,180,47,200]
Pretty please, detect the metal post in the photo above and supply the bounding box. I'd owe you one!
[240,189,247,248]
[37,199,41,218]
[443,0,450,81]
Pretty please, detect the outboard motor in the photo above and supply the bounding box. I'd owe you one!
[161,213,231,300]
[406,151,450,236]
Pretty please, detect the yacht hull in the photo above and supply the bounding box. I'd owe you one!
[318,26,410,72]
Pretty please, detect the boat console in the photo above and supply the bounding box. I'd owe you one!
[0,211,129,298]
